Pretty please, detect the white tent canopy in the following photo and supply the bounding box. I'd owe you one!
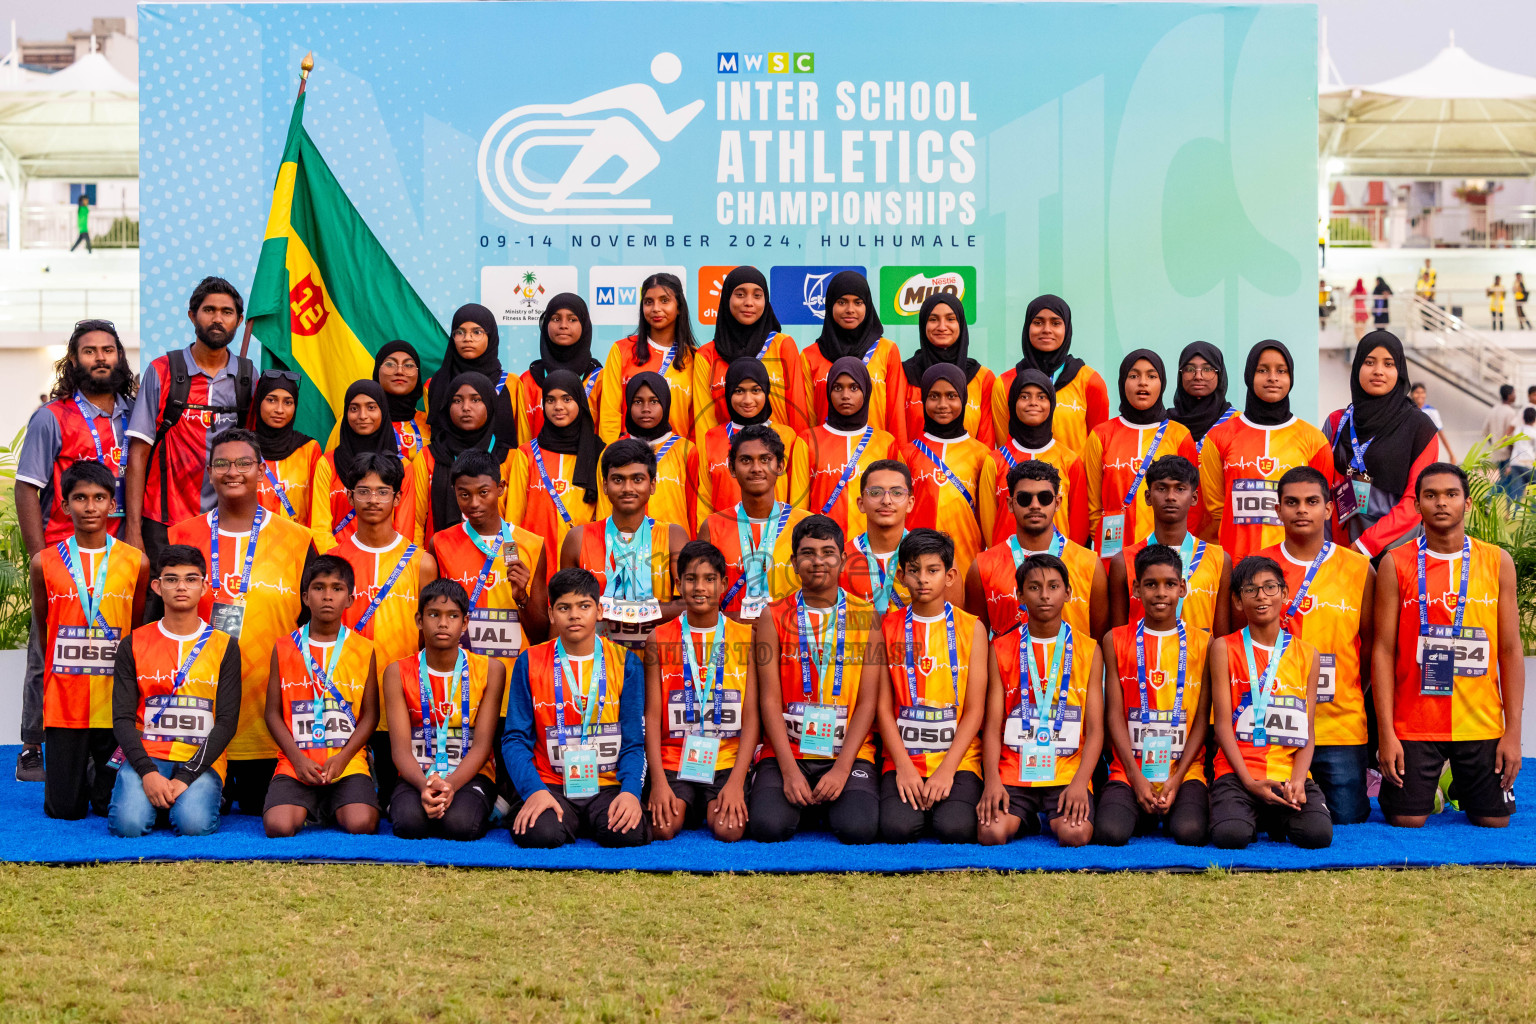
[1320,41,1536,178]
[0,51,137,182]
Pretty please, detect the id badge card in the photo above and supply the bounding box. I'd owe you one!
[677,734,721,783]
[112,477,127,516]
[210,600,245,639]
[1141,730,1173,783]
[1331,476,1359,523]
[799,703,839,758]
[1421,647,1455,696]
[1099,513,1125,558]
[563,746,600,798]
[1316,653,1337,704]
[1019,732,1056,783]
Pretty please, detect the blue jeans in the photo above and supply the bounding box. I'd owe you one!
[1498,465,1531,502]
[108,759,223,837]
[1310,743,1371,825]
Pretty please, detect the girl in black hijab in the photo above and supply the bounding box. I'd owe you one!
[815,271,883,363]
[249,370,318,522]
[315,380,405,538]
[529,293,601,393]
[1116,349,1170,425]
[427,303,519,445]
[334,380,400,485]
[1016,294,1083,389]
[1169,341,1234,446]
[902,293,979,389]
[532,368,601,508]
[1242,340,1296,426]
[372,340,429,454]
[723,357,774,428]
[824,356,873,432]
[623,371,673,442]
[713,266,782,363]
[425,371,513,537]
[1006,369,1057,451]
[920,363,971,441]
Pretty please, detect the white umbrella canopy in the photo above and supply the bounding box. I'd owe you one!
[0,52,137,182]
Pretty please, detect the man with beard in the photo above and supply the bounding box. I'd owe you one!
[124,277,256,578]
[12,320,138,781]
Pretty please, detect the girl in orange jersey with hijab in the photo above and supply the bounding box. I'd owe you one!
[800,356,899,539]
[691,266,807,435]
[505,370,602,583]
[978,368,1089,547]
[696,357,809,524]
[518,294,603,440]
[900,362,988,601]
[800,271,905,435]
[991,295,1109,457]
[892,293,995,446]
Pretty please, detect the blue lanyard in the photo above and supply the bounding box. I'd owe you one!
[209,507,264,600]
[529,440,574,527]
[722,501,792,608]
[1120,421,1170,507]
[910,438,973,506]
[495,371,509,396]
[654,434,680,461]
[657,341,677,374]
[1196,406,1236,456]
[72,392,124,491]
[1339,405,1373,475]
[331,510,356,536]
[1000,443,1020,470]
[1174,533,1206,618]
[856,531,906,613]
[818,427,874,515]
[355,541,418,630]
[796,591,847,702]
[1006,531,1065,568]
[583,368,599,399]
[1134,621,1187,728]
[1241,628,1291,724]
[1417,535,1471,635]
[58,536,114,628]
[393,418,423,458]
[1021,624,1072,734]
[861,341,878,364]
[604,517,656,601]
[417,649,470,768]
[462,521,512,607]
[295,624,358,728]
[148,625,216,727]
[260,460,297,518]
[903,604,959,706]
[552,639,606,746]
[1283,542,1332,622]
[681,616,727,727]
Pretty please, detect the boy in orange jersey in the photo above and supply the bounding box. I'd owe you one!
[504,568,650,848]
[979,553,1103,847]
[1373,463,1522,828]
[109,545,241,837]
[875,529,988,844]
[750,515,883,844]
[33,461,149,819]
[965,460,1105,641]
[1262,466,1374,825]
[1209,556,1331,849]
[644,540,759,841]
[1099,544,1212,846]
[262,555,380,837]
[1107,456,1231,636]
[840,459,914,614]
[381,579,506,841]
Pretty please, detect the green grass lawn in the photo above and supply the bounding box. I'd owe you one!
[1,864,1534,1023]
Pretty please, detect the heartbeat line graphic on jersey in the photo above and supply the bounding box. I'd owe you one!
[1102,455,1142,475]
[1405,591,1497,615]
[1223,454,1275,475]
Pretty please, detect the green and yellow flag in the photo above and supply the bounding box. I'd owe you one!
[247,88,444,442]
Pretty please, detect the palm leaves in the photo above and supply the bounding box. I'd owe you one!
[1460,437,1536,653]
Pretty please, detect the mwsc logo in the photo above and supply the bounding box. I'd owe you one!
[717,52,815,74]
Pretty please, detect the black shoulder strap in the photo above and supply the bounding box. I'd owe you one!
[157,349,192,440]
[233,355,255,422]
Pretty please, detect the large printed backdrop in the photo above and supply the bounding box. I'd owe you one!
[140,2,1318,410]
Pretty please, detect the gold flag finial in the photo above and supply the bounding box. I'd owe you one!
[300,52,314,79]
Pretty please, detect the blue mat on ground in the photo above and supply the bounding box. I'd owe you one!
[2,747,1533,872]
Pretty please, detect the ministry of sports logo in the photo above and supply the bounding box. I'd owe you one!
[477,53,704,225]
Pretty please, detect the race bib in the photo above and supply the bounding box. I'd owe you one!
[466,607,523,660]
[410,725,474,771]
[599,598,661,650]
[1127,712,1188,758]
[142,695,214,744]
[665,688,743,738]
[677,734,721,784]
[290,697,354,750]
[894,705,958,755]
[543,722,621,775]
[51,625,121,675]
[1316,653,1337,704]
[1004,702,1083,755]
[785,701,847,758]
[1229,479,1280,527]
[1415,626,1491,678]
[1235,694,1308,748]
[210,601,245,639]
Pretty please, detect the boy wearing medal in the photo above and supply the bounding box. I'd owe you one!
[750,515,883,844]
[979,553,1103,847]
[644,540,758,841]
[1374,463,1522,829]
[1098,544,1212,846]
[505,568,650,848]
[1209,556,1331,849]
[33,461,149,819]
[109,545,241,837]
[382,579,506,840]
[875,529,988,844]
[839,459,915,614]
[561,438,688,652]
[262,555,380,837]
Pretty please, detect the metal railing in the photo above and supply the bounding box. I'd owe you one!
[17,204,140,249]
[1324,293,1514,404]
[1328,203,1536,249]
[0,288,139,331]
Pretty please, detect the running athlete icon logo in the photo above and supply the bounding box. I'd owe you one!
[477,53,705,225]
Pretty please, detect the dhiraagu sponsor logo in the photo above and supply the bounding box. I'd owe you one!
[879,266,976,324]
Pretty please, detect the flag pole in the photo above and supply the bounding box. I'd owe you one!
[240,51,314,360]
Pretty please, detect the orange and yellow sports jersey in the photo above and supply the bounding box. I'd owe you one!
[334,532,428,731]
[1106,623,1209,786]
[256,441,320,526]
[575,517,676,600]
[596,335,695,442]
[991,366,1111,458]
[516,365,603,444]
[394,651,497,782]
[701,503,812,617]
[505,443,599,583]
[271,628,375,781]
[880,605,983,777]
[974,534,1096,640]
[696,421,809,524]
[1389,538,1505,742]
[992,624,1098,788]
[762,591,879,763]
[1213,629,1317,782]
[309,450,419,553]
[902,433,988,587]
[325,413,432,465]
[127,621,237,780]
[692,334,808,435]
[521,638,634,788]
[1262,541,1371,746]
[801,339,906,437]
[41,538,141,729]
[168,510,311,760]
[406,446,518,549]
[840,533,912,613]
[1121,535,1225,635]
[800,425,900,539]
[430,521,542,715]
[978,438,1090,548]
[597,434,698,534]
[1081,417,1199,559]
[652,615,754,773]
[892,370,997,448]
[1198,414,1334,563]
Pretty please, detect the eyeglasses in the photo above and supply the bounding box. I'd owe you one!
[1013,490,1056,507]
[157,573,205,588]
[211,457,259,472]
[352,486,396,500]
[1238,581,1285,598]
[863,486,909,502]
[379,357,418,372]
[261,369,300,384]
[1180,363,1217,378]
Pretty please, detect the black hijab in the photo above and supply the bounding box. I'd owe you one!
[1243,340,1295,427]
[824,356,872,432]
[920,363,970,440]
[535,369,601,506]
[529,294,600,390]
[1007,369,1056,450]
[713,267,781,363]
[334,380,399,487]
[814,271,883,362]
[1334,329,1438,496]
[902,293,980,388]
[1117,349,1169,426]
[426,371,512,534]
[1016,294,1084,392]
[373,340,425,423]
[249,372,313,462]
[1169,341,1232,443]
[623,371,672,442]
[724,358,773,427]
[428,303,518,445]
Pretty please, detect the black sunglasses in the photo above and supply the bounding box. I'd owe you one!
[261,369,300,384]
[1012,489,1056,507]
